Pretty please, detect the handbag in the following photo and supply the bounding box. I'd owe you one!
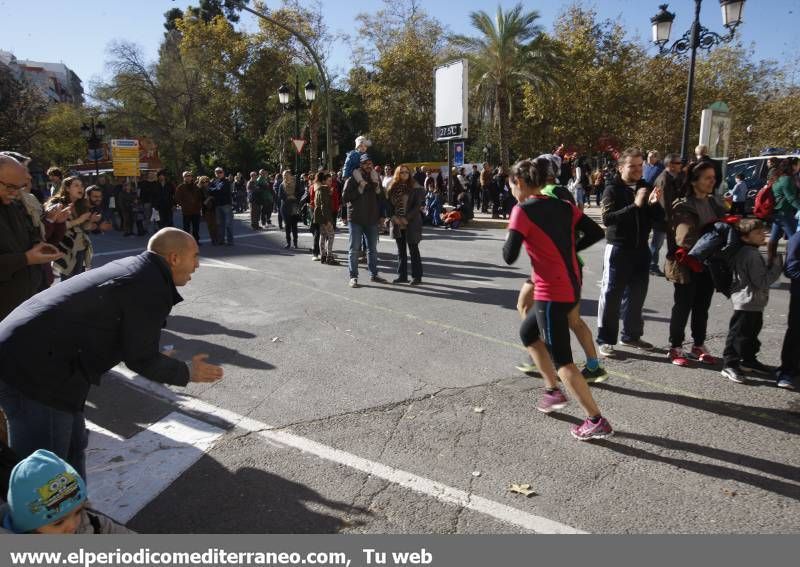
[108,196,116,209]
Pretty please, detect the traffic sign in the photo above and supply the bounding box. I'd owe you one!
[453,142,465,166]
[292,138,307,155]
[111,139,140,177]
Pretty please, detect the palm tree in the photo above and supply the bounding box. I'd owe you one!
[451,4,561,168]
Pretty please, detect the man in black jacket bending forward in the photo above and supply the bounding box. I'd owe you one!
[0,228,224,478]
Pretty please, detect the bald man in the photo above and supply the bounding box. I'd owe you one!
[0,228,223,477]
[0,155,63,321]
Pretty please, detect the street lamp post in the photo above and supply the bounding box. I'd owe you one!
[229,0,334,171]
[278,77,316,175]
[80,117,105,181]
[650,1,746,161]
[746,124,753,157]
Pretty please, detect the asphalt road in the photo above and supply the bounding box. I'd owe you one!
[85,210,799,534]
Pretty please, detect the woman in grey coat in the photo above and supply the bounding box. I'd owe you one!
[387,166,425,285]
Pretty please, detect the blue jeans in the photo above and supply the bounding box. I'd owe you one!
[0,381,88,479]
[348,223,378,279]
[770,209,798,242]
[216,204,234,244]
[597,244,651,345]
[649,229,666,270]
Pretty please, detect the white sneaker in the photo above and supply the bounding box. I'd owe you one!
[348,278,359,288]
[598,344,616,358]
[312,255,321,261]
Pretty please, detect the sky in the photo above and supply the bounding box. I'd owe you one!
[2,0,799,93]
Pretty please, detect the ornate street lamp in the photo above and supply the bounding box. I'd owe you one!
[277,78,316,174]
[651,0,746,160]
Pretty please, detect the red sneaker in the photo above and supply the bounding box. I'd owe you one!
[668,348,691,367]
[690,345,719,365]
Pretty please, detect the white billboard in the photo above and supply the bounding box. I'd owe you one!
[434,60,469,141]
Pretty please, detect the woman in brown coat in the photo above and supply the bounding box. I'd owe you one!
[664,161,726,367]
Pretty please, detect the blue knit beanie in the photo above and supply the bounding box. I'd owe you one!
[6,450,87,533]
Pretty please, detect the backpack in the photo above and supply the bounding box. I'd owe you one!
[752,182,775,220]
[688,220,742,298]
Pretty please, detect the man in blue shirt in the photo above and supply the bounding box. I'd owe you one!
[209,167,234,246]
[730,173,748,215]
[643,150,664,186]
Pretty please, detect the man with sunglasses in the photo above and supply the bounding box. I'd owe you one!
[0,155,63,321]
[652,153,684,276]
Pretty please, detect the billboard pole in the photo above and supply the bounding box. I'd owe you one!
[434,59,469,208]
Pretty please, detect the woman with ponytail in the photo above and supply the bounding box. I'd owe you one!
[503,158,611,441]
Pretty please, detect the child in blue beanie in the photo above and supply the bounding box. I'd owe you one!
[1,449,131,534]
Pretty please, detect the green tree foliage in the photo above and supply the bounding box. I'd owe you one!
[0,67,48,154]
[451,3,561,167]
[28,103,90,168]
[349,0,447,164]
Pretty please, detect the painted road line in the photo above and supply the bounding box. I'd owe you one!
[92,231,274,257]
[86,412,224,524]
[199,257,259,271]
[109,367,586,534]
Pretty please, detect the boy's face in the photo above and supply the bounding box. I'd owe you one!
[742,227,768,247]
[357,143,368,153]
[35,504,84,534]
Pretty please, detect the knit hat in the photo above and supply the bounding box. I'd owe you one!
[6,450,86,533]
[355,136,372,148]
[536,154,562,179]
[359,153,372,164]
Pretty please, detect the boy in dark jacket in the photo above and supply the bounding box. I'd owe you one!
[721,219,783,384]
[777,230,800,389]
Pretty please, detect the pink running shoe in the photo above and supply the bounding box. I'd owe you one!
[690,345,719,365]
[536,389,568,413]
[668,347,691,367]
[571,417,614,440]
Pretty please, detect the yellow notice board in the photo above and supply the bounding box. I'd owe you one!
[111,139,140,177]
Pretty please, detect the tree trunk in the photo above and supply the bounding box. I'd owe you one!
[496,87,510,169]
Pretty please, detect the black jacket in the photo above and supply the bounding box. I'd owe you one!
[0,251,190,412]
[600,176,664,249]
[0,202,42,322]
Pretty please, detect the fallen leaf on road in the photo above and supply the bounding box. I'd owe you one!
[722,488,737,497]
[417,331,424,335]
[473,407,485,414]
[509,484,536,497]
[271,337,280,342]
[472,471,481,477]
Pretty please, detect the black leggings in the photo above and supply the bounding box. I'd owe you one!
[520,300,577,369]
[669,269,714,348]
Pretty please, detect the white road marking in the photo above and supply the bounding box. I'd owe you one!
[92,232,273,257]
[109,366,586,534]
[86,412,224,524]
[199,257,258,271]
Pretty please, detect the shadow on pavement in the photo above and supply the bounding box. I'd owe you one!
[595,383,800,435]
[161,330,275,371]
[167,315,257,339]
[547,413,800,501]
[375,280,522,310]
[129,454,370,533]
